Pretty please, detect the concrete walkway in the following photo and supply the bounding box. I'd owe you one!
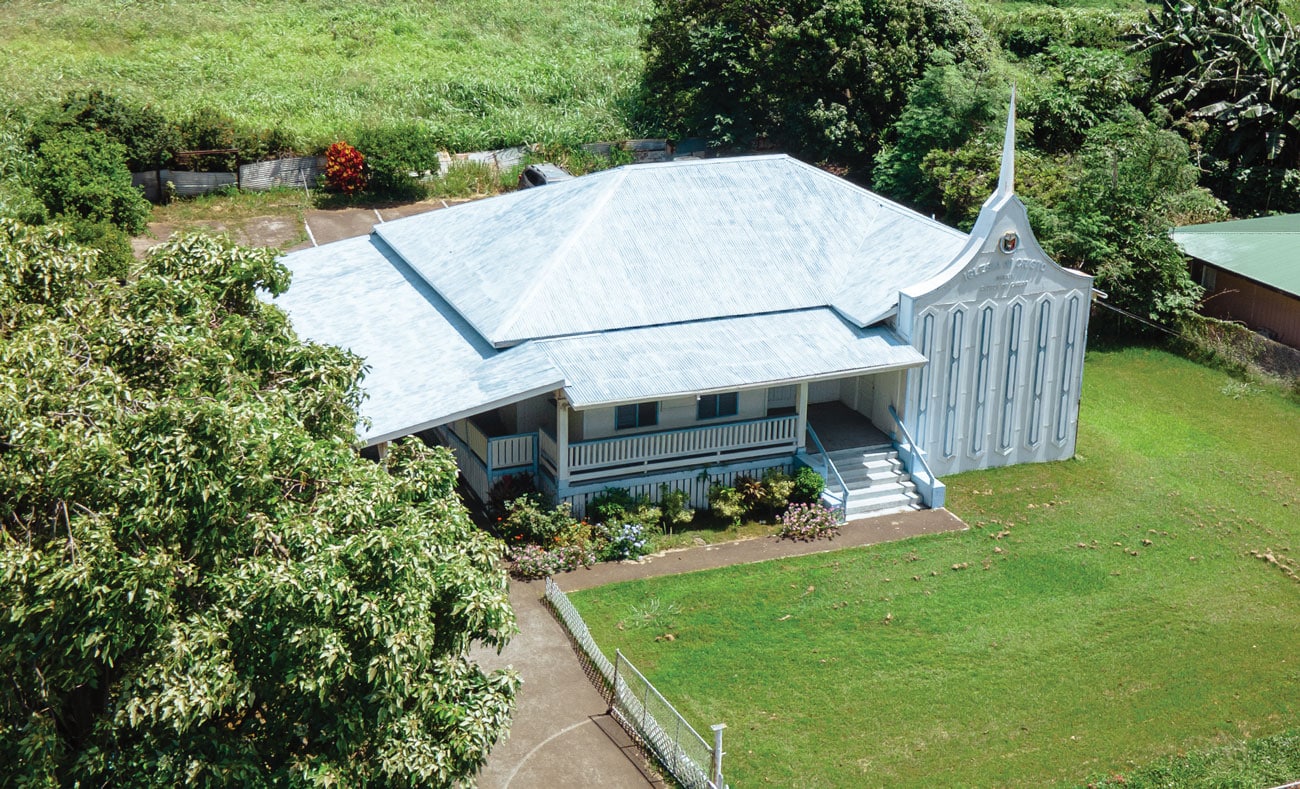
[471,508,967,787]
[470,583,661,789]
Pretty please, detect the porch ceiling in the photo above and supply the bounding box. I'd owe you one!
[537,308,926,409]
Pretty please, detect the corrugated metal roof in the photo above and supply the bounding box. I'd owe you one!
[276,155,980,443]
[1173,213,1300,297]
[373,155,966,347]
[538,309,926,408]
[272,235,563,444]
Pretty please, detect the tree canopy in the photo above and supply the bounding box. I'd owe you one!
[638,0,989,170]
[0,223,518,786]
[1136,0,1300,213]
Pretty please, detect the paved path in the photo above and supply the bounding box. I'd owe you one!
[472,508,967,787]
[470,583,661,789]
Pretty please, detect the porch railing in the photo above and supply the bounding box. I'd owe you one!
[888,405,945,509]
[803,423,848,522]
[566,414,798,484]
[490,433,535,470]
[443,420,539,501]
[538,426,559,477]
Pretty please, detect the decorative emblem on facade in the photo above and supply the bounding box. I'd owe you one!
[999,231,1019,254]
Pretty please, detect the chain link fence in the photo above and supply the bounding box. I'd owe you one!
[544,578,726,789]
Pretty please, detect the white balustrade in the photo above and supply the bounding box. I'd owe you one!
[568,415,798,482]
[489,434,534,470]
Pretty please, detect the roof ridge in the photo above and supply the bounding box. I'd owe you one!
[530,305,837,347]
[493,167,631,344]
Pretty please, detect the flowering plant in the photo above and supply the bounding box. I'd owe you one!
[777,502,840,541]
[508,543,596,580]
[604,523,650,561]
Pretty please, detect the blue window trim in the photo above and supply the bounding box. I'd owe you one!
[697,392,739,420]
[615,401,659,430]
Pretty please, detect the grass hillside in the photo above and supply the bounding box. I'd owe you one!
[0,0,648,149]
[571,347,1300,787]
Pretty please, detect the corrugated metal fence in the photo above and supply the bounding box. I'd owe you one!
[130,138,704,200]
[132,155,326,200]
[544,578,726,789]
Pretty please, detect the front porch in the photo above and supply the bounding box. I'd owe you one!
[436,370,944,517]
[437,412,802,507]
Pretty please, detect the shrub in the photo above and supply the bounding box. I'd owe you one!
[325,141,367,194]
[791,466,826,504]
[33,127,151,235]
[508,543,596,579]
[178,106,239,171]
[760,469,796,512]
[604,523,651,561]
[658,484,695,532]
[486,472,539,521]
[66,218,134,280]
[353,123,443,199]
[500,494,577,546]
[235,125,300,163]
[709,484,746,524]
[586,488,661,529]
[31,89,180,171]
[587,487,638,523]
[777,503,840,541]
[733,474,765,511]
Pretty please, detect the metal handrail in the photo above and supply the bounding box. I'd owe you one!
[805,423,848,522]
[888,404,937,487]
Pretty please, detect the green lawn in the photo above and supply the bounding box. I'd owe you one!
[570,347,1300,787]
[0,0,647,149]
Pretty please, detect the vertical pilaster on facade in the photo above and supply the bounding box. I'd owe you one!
[555,391,570,488]
[794,382,809,450]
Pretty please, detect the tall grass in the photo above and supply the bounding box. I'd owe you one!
[0,0,648,150]
[570,347,1300,787]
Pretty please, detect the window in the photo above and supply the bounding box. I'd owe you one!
[697,392,739,420]
[615,401,658,430]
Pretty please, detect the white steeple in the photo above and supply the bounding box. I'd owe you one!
[994,84,1016,200]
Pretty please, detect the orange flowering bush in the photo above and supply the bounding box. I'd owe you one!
[324,140,366,194]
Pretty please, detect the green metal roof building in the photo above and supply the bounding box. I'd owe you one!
[1173,214,1300,347]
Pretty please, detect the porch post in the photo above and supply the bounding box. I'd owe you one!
[795,382,809,450]
[555,391,570,492]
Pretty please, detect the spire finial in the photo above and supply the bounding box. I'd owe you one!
[996,84,1017,199]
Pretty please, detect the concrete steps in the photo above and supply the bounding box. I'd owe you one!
[823,447,922,519]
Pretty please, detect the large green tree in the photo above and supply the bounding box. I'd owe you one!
[638,0,989,170]
[0,222,518,786]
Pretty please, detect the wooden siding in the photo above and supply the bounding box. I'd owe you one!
[1202,267,1300,349]
[581,390,766,441]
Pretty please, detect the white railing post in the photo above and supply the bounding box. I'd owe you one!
[795,383,809,451]
[556,392,571,492]
[710,723,726,789]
